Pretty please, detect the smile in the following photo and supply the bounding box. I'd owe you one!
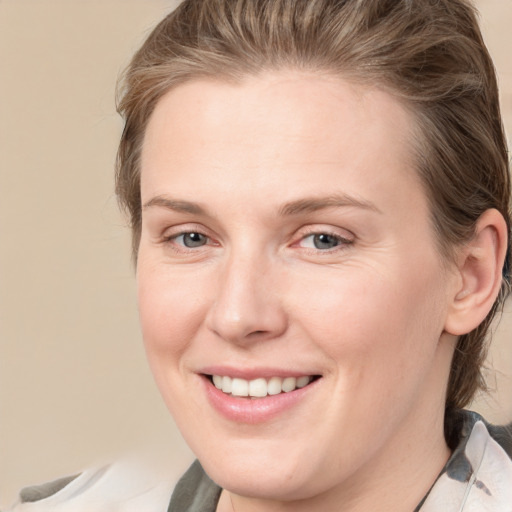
[209,375,317,398]
[202,372,321,423]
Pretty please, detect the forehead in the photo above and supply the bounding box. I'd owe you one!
[140,71,422,212]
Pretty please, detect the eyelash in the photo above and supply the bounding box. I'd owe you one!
[162,227,214,253]
[294,229,353,253]
[160,227,353,254]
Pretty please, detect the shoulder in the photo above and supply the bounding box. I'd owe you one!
[16,474,80,505]
[167,460,221,512]
[6,461,176,512]
[420,410,512,512]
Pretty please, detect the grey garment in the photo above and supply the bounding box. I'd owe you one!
[414,409,512,510]
[445,409,512,457]
[19,474,80,503]
[167,460,221,512]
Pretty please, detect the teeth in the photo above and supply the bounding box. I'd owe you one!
[267,376,282,396]
[282,377,296,392]
[231,378,249,397]
[248,378,267,397]
[211,375,314,397]
[221,376,232,393]
[296,376,310,388]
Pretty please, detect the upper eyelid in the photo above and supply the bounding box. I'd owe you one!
[158,223,354,243]
[300,232,352,242]
[161,231,215,254]
[301,230,352,238]
[296,233,353,249]
[165,231,213,245]
[295,224,355,240]
[161,223,210,237]
[168,231,208,240]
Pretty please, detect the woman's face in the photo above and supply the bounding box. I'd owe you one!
[138,72,458,503]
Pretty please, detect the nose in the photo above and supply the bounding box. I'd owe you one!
[205,251,288,345]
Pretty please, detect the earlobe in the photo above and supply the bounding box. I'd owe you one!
[444,209,508,336]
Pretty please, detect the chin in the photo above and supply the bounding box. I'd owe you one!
[192,436,332,502]
[205,458,315,501]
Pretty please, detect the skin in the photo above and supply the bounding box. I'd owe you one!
[137,71,470,511]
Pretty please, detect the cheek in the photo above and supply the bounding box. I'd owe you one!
[137,262,207,366]
[136,263,213,429]
[289,263,446,377]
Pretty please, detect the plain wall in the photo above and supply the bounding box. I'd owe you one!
[1,0,511,508]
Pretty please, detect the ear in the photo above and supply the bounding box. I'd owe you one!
[444,209,508,336]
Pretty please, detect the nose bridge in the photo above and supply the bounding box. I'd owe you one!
[206,242,286,343]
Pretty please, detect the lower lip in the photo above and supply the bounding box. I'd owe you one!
[202,376,319,424]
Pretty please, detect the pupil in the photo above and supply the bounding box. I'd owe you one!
[314,234,338,249]
[184,232,206,247]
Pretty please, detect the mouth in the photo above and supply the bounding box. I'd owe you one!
[201,371,322,423]
[206,374,321,399]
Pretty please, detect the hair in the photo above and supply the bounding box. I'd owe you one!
[116,0,511,411]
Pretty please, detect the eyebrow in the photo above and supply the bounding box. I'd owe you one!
[142,196,207,215]
[142,193,380,217]
[278,194,381,216]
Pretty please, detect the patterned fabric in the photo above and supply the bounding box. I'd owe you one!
[6,411,512,511]
[5,462,175,512]
[416,410,512,511]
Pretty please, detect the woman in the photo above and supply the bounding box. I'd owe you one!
[9,0,512,510]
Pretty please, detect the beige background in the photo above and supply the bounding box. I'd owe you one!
[1,0,511,508]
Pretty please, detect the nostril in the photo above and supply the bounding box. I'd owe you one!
[244,329,274,341]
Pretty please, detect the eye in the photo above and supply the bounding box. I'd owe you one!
[299,232,349,250]
[173,232,209,248]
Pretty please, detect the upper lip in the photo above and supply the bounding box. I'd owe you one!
[199,365,321,380]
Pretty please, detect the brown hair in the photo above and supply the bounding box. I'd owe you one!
[116,0,511,410]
